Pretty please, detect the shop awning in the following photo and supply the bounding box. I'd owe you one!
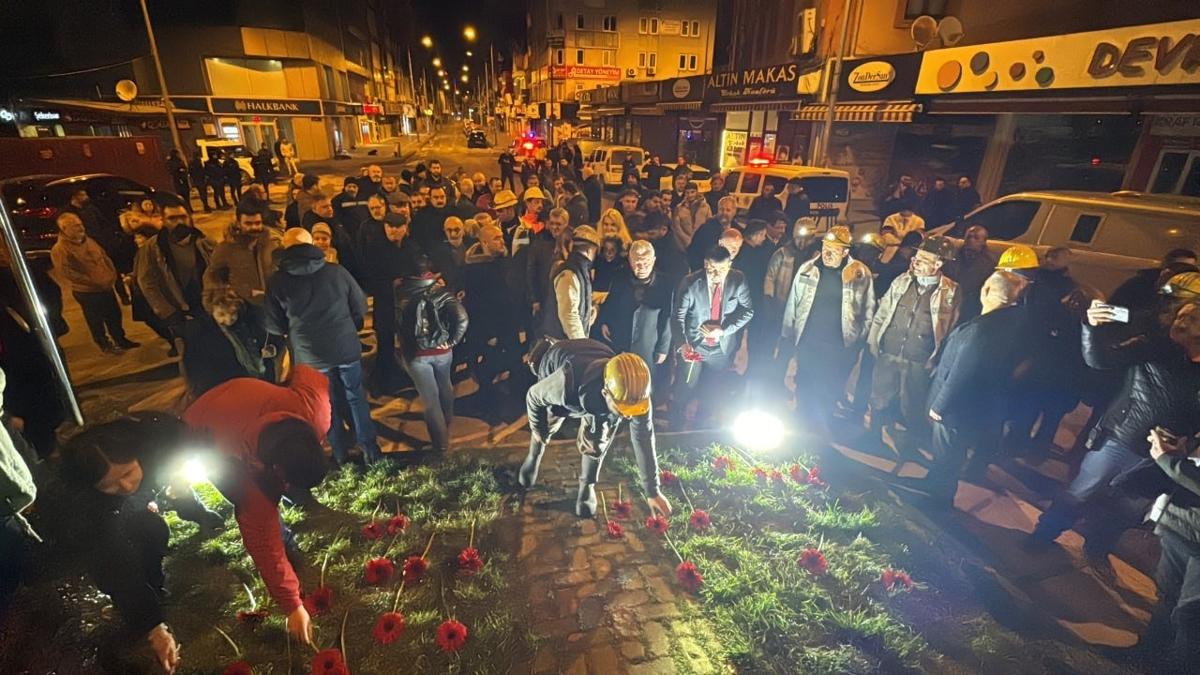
[595,105,627,116]
[32,98,209,116]
[710,100,800,112]
[630,106,663,116]
[792,102,921,123]
[658,101,702,111]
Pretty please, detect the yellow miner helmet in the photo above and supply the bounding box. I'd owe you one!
[603,353,652,417]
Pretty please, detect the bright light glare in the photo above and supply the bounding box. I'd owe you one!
[432,57,443,68]
[180,457,210,485]
[732,410,786,452]
[463,25,477,41]
[421,36,433,49]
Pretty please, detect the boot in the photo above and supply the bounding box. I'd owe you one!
[576,453,604,518]
[518,439,547,488]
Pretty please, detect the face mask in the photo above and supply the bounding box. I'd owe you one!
[915,274,939,287]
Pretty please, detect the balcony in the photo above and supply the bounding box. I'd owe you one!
[570,30,620,49]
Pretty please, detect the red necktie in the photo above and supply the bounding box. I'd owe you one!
[706,282,722,346]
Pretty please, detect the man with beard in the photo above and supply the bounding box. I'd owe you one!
[780,226,875,441]
[411,185,452,255]
[688,196,738,272]
[356,164,385,200]
[135,202,213,343]
[332,178,370,234]
[204,202,278,314]
[423,159,456,201]
[942,225,996,320]
[705,173,729,214]
[543,226,603,340]
[357,201,423,393]
[599,240,674,397]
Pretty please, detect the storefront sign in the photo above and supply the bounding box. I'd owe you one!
[170,97,210,112]
[704,62,800,102]
[1151,114,1200,137]
[322,100,363,116]
[839,53,923,101]
[661,19,681,35]
[549,65,622,80]
[32,109,61,122]
[660,75,706,102]
[622,81,661,104]
[917,19,1200,94]
[211,97,322,116]
[362,103,382,115]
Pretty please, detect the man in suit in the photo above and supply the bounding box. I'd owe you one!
[670,245,754,430]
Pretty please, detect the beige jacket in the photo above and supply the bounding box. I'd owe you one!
[50,236,117,293]
[866,273,961,359]
[671,196,713,251]
[781,255,875,348]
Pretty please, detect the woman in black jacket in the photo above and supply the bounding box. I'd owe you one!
[395,256,468,452]
[57,412,222,674]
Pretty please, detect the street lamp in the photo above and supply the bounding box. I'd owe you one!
[432,57,442,68]
[463,25,476,42]
[461,64,469,72]
[443,83,450,90]
[421,35,433,49]
[466,50,473,57]
[437,69,446,77]
[460,74,469,83]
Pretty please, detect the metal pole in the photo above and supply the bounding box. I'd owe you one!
[0,198,83,426]
[138,0,185,160]
[490,44,500,143]
[407,47,421,142]
[818,0,854,167]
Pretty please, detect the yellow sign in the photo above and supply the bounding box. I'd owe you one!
[916,19,1200,95]
[848,61,896,93]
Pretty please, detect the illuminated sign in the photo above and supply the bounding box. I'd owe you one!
[210,97,322,116]
[848,61,896,93]
[705,63,800,101]
[33,110,62,122]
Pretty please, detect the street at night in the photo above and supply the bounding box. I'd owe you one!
[0,2,1199,674]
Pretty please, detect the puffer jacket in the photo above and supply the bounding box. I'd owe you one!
[394,276,469,361]
[264,244,367,370]
[1152,446,1200,546]
[867,273,961,358]
[203,224,278,309]
[1082,324,1200,453]
[781,255,875,348]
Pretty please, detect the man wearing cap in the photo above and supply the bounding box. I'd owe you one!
[670,245,754,430]
[865,236,960,456]
[781,226,875,440]
[518,338,672,519]
[511,186,547,255]
[543,226,603,340]
[265,229,379,466]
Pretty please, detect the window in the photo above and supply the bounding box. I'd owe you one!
[678,54,687,69]
[576,49,584,64]
[555,49,565,65]
[690,20,700,36]
[962,200,1041,241]
[689,54,698,70]
[577,14,585,29]
[603,15,617,31]
[638,52,647,68]
[899,0,949,22]
[639,17,648,34]
[1069,214,1103,244]
[650,18,660,34]
[556,13,564,29]
[602,50,613,66]
[682,20,700,36]
[649,53,657,68]
[740,172,762,195]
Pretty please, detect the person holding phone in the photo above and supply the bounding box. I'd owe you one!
[1028,301,1200,557]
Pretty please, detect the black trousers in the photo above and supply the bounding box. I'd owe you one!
[1147,531,1200,671]
[793,340,852,440]
[209,181,228,208]
[370,288,398,391]
[74,290,126,347]
[225,180,240,204]
[172,177,191,211]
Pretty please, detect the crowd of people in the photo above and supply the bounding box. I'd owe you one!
[4,136,1200,671]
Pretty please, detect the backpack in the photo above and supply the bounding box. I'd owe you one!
[412,288,452,351]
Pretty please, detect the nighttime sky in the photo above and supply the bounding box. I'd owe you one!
[409,0,529,89]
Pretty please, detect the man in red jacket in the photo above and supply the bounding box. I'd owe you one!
[183,364,331,645]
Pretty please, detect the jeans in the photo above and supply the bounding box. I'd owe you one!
[403,351,455,451]
[1148,530,1200,670]
[1033,439,1144,545]
[322,361,381,464]
[74,290,126,347]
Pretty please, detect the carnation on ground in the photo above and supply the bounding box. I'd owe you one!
[372,611,406,644]
[436,619,469,653]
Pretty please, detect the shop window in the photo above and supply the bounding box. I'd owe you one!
[741,172,762,195]
[960,199,1040,241]
[999,116,1138,195]
[1069,214,1103,244]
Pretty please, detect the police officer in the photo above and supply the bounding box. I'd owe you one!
[518,339,672,519]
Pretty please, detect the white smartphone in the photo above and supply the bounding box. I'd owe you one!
[1095,302,1130,323]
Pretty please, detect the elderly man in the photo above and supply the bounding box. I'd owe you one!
[527,207,570,323]
[356,164,385,199]
[865,236,960,456]
[671,245,754,430]
[600,240,674,396]
[781,226,875,440]
[688,195,738,271]
[453,178,479,220]
[718,228,744,260]
[943,225,997,320]
[52,212,138,354]
[543,226,603,340]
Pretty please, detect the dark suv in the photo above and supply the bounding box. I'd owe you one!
[1,173,159,258]
[467,130,489,149]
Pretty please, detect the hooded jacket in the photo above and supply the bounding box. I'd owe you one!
[867,273,961,359]
[134,229,214,320]
[265,244,367,370]
[781,255,875,348]
[50,235,117,293]
[183,365,330,614]
[204,224,278,309]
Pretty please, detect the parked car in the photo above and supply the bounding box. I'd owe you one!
[467,130,490,148]
[1,173,160,258]
[195,138,274,186]
[643,161,713,193]
[724,162,851,224]
[932,190,1200,296]
[586,145,647,188]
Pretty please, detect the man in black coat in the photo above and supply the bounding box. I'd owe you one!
[526,207,569,327]
[204,152,228,208]
[747,182,784,222]
[920,177,955,228]
[188,151,211,212]
[222,153,242,205]
[356,196,423,393]
[410,185,452,253]
[333,178,370,233]
[265,232,379,465]
[462,223,523,420]
[670,245,754,429]
[582,167,603,224]
[562,180,590,227]
[917,271,1029,507]
[598,240,673,398]
[688,195,738,272]
[166,150,190,210]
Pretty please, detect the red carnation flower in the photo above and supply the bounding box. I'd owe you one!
[362,522,384,540]
[808,466,827,488]
[798,547,828,576]
[769,469,785,484]
[881,568,895,589]
[675,561,704,593]
[386,513,411,536]
[236,609,269,626]
[606,520,625,539]
[789,464,809,484]
[660,470,678,486]
[402,555,429,583]
[311,648,347,675]
[436,619,469,653]
[457,547,484,574]
[881,568,914,592]
[302,586,334,616]
[364,557,395,585]
[223,661,253,675]
[612,500,633,520]
[372,611,406,645]
[752,466,768,482]
[645,514,669,536]
[688,509,712,531]
[712,455,735,477]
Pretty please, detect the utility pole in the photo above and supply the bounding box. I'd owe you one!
[490,43,501,143]
[819,0,854,167]
[138,0,184,159]
[407,47,421,141]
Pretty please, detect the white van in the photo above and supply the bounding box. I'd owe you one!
[932,190,1200,296]
[725,163,851,223]
[587,145,647,188]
